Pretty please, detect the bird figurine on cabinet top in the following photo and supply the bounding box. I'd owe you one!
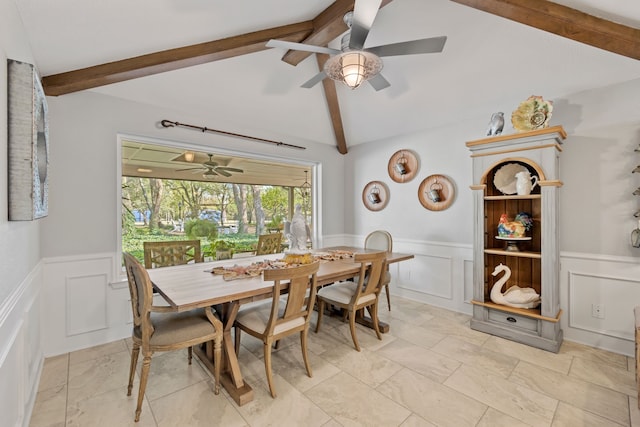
[486,112,505,136]
[490,263,540,309]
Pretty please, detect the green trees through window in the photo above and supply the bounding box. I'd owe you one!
[122,177,309,262]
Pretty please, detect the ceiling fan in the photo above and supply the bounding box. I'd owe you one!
[176,154,244,179]
[266,0,447,91]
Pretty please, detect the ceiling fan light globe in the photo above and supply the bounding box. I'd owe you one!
[324,51,382,90]
[203,170,216,180]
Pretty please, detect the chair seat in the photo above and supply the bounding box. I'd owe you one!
[133,308,217,347]
[317,281,376,306]
[236,301,305,336]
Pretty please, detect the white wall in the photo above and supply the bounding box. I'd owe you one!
[0,1,45,425]
[42,91,346,258]
[0,0,42,307]
[344,77,640,355]
[39,90,347,354]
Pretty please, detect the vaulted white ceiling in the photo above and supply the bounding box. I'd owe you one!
[16,0,640,152]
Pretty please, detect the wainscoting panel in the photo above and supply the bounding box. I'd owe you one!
[65,273,108,336]
[42,253,130,357]
[568,272,640,341]
[398,254,453,299]
[37,243,640,361]
[389,238,474,314]
[561,252,640,356]
[24,292,42,390]
[0,263,43,427]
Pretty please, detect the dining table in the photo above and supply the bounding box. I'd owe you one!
[147,245,414,406]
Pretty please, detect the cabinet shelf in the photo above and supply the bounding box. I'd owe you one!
[485,195,541,201]
[471,300,561,323]
[484,248,541,258]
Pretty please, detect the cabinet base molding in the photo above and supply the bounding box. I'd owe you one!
[471,303,563,353]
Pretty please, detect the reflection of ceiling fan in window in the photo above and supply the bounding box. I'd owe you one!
[266,0,447,90]
[176,154,244,179]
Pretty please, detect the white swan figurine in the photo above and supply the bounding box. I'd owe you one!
[490,263,541,309]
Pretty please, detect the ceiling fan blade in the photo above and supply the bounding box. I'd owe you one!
[366,36,447,57]
[266,39,340,56]
[215,169,232,177]
[349,0,383,50]
[176,167,204,172]
[301,71,327,89]
[217,167,244,174]
[368,73,391,91]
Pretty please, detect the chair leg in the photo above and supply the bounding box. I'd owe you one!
[348,310,361,352]
[300,329,313,378]
[385,283,391,311]
[213,336,222,395]
[264,340,277,398]
[127,342,140,396]
[135,354,152,422]
[367,303,382,340]
[188,346,193,365]
[315,299,325,333]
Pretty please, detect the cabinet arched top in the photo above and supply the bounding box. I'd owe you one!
[480,157,546,187]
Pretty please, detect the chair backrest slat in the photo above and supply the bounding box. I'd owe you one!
[352,251,387,302]
[364,230,393,253]
[123,253,155,340]
[263,262,319,335]
[143,240,201,268]
[256,233,282,255]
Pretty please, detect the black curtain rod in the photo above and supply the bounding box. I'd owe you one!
[160,119,306,150]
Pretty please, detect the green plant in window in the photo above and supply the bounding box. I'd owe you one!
[184,219,218,241]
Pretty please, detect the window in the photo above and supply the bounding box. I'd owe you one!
[117,135,317,269]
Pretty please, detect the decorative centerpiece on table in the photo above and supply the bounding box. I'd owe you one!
[283,204,313,265]
[497,212,533,252]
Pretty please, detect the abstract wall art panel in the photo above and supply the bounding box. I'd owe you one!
[8,59,49,220]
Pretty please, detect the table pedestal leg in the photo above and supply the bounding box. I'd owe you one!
[193,301,254,406]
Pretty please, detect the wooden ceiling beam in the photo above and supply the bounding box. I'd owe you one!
[316,54,348,154]
[450,0,640,61]
[281,0,395,66]
[42,22,314,96]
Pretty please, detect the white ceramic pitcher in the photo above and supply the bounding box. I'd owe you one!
[515,171,538,195]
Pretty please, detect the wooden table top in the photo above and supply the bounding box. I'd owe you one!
[148,246,414,312]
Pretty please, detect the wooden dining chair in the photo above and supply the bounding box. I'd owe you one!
[364,230,393,310]
[143,240,201,268]
[123,253,222,422]
[315,251,387,351]
[233,261,320,398]
[255,232,282,255]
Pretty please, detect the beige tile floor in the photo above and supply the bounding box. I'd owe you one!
[30,297,640,427]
